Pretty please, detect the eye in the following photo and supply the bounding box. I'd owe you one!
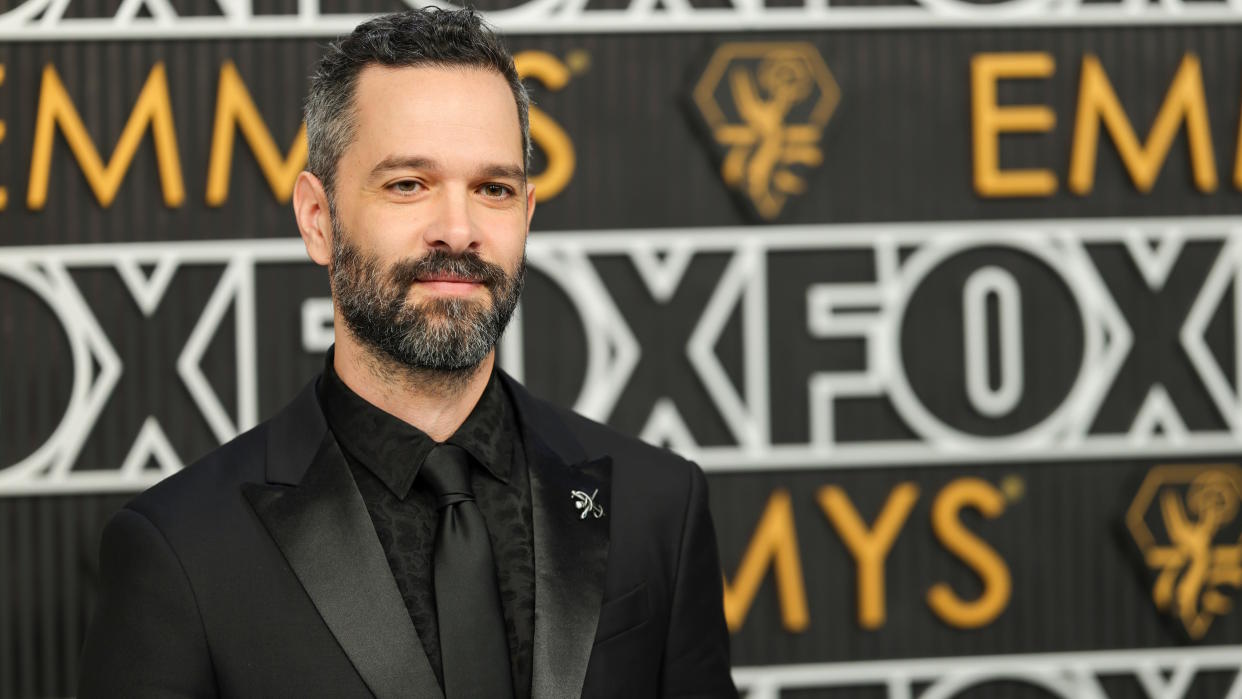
[480,183,513,199]
[389,179,423,195]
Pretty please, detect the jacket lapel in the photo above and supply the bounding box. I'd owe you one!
[242,380,442,699]
[502,375,613,699]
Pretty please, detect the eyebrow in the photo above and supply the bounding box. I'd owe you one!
[370,156,438,179]
[479,164,527,182]
[369,157,526,182]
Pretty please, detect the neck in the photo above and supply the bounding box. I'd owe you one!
[332,329,494,443]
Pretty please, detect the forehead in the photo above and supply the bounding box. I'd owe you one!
[347,64,523,168]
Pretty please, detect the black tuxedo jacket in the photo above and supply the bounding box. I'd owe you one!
[79,373,737,698]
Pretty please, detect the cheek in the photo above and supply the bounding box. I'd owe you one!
[356,208,426,254]
[497,231,529,274]
[479,209,529,265]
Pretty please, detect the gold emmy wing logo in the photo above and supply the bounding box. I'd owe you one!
[691,43,840,220]
[1126,464,1242,639]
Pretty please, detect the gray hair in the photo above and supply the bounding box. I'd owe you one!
[305,8,531,200]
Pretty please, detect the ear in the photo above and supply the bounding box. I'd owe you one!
[293,170,333,267]
[525,180,537,230]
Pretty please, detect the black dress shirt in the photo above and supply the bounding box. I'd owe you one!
[317,353,535,697]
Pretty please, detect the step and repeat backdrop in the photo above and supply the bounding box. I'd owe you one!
[3,0,1242,696]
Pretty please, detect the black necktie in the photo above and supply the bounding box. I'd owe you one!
[421,444,514,698]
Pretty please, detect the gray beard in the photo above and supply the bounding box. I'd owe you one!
[329,222,525,378]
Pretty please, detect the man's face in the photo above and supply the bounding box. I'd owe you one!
[326,64,533,372]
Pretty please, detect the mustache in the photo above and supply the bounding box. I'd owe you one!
[387,249,509,290]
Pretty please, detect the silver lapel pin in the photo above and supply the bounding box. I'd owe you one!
[570,488,604,519]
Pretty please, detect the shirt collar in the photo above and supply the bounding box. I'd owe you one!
[317,348,513,499]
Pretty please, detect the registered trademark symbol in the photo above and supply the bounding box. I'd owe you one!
[565,49,591,75]
[1000,475,1025,503]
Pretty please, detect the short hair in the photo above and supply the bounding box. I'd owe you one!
[305,8,531,200]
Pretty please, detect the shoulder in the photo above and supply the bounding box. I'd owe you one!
[124,378,322,527]
[123,420,271,528]
[557,402,690,467]
[120,409,281,546]
[520,389,707,505]
[88,418,279,585]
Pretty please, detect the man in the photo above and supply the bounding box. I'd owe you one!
[78,8,736,699]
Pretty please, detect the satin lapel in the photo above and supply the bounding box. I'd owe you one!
[528,445,612,699]
[243,429,442,699]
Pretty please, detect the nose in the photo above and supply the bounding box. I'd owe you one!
[423,187,478,254]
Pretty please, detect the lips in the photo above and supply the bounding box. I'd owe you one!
[389,250,507,293]
[419,275,480,284]
[415,275,487,297]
